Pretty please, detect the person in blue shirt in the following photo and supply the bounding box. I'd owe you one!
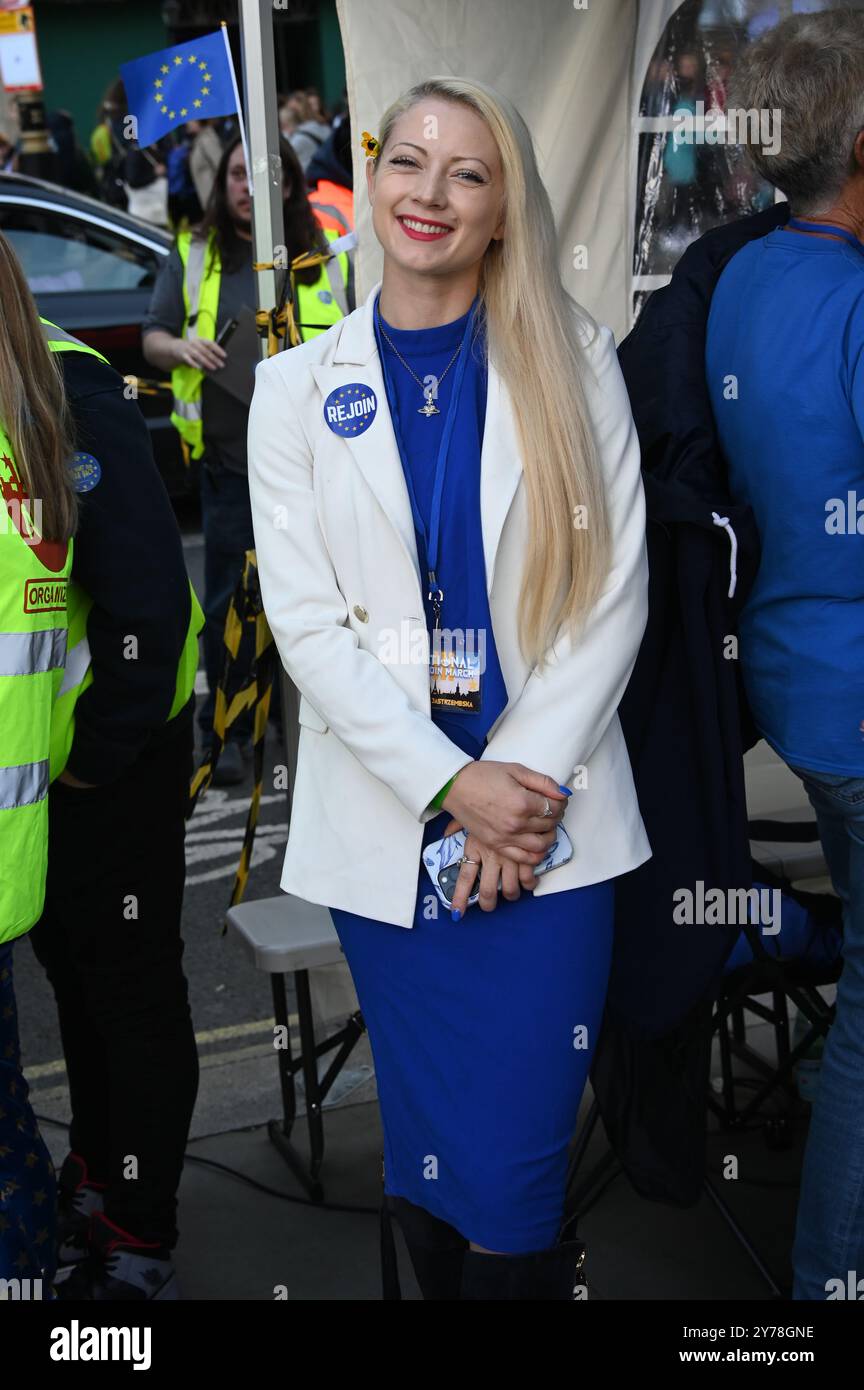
[705,10,864,1301]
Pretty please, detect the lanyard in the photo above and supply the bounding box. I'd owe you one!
[373,291,479,629]
[786,219,864,256]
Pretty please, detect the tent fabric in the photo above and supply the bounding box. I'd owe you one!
[338,0,654,343]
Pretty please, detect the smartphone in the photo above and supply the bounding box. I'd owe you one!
[422,824,573,911]
[215,317,239,348]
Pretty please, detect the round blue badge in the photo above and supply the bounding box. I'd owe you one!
[317,289,334,305]
[323,384,377,437]
[70,452,102,492]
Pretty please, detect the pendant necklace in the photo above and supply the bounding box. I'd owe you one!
[377,319,464,417]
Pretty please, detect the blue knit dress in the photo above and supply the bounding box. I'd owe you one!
[329,295,614,1253]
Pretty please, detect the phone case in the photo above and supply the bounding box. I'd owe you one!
[422,824,573,910]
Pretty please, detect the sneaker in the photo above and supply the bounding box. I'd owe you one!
[55,1153,105,1283]
[208,740,244,787]
[54,1211,178,1301]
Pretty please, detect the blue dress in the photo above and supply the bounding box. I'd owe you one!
[330,297,614,1253]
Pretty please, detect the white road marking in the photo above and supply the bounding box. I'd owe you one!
[25,1015,300,1084]
[185,787,288,885]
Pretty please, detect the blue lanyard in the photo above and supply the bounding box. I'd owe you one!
[787,219,864,256]
[373,290,479,627]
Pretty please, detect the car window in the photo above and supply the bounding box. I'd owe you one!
[0,202,161,293]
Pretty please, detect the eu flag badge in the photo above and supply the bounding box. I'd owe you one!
[120,29,237,149]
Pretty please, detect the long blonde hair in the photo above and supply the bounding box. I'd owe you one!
[373,77,610,665]
[0,231,77,541]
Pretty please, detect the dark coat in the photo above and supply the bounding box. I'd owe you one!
[587,202,791,1204]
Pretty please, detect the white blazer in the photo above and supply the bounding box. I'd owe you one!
[247,281,652,928]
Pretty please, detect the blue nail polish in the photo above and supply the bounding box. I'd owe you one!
[451,908,462,922]
[559,785,573,796]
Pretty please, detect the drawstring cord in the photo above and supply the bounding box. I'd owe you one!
[711,512,738,599]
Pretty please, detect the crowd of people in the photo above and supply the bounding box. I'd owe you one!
[0,79,352,237]
[1,8,863,1306]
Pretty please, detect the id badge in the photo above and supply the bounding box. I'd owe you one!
[429,636,481,714]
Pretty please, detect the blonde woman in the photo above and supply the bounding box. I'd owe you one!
[247,77,650,1301]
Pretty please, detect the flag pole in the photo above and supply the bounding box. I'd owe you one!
[236,0,285,362]
[236,0,302,870]
[220,20,252,196]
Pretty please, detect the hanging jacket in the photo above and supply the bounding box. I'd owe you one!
[588,200,791,1205]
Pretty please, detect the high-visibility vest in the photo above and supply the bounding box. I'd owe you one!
[309,180,354,231]
[0,419,72,944]
[171,226,351,461]
[38,320,205,782]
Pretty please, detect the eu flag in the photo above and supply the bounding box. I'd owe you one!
[120,30,237,148]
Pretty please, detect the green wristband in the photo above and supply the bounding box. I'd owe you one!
[429,774,457,811]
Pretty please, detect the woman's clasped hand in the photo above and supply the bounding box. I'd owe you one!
[441,761,571,916]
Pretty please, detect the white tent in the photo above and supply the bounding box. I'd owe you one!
[338,0,680,344]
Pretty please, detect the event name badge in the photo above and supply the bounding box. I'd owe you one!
[429,638,482,714]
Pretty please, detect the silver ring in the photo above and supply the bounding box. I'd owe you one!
[542,797,553,818]
[459,856,480,866]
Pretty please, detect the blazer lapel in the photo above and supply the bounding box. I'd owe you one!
[480,359,523,598]
[310,284,421,591]
[310,281,524,601]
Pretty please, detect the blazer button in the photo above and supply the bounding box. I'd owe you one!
[353,604,369,623]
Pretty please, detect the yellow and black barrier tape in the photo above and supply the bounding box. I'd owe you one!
[188,548,277,912]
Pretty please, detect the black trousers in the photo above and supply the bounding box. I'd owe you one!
[30,708,199,1248]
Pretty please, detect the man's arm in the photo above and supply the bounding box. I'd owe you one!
[141,245,225,374]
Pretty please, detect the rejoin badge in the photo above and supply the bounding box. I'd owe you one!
[323,384,377,437]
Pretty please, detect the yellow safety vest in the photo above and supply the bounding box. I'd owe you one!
[171,225,350,461]
[0,418,72,943]
[39,320,205,781]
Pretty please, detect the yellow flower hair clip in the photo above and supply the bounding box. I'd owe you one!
[360,131,381,160]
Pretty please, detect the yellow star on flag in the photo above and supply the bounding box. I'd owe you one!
[169,110,176,119]
[174,55,183,65]
[193,99,202,108]
[180,108,188,116]
[201,87,210,96]
[199,60,207,69]
[161,64,169,74]
[188,54,196,62]
[161,106,168,114]
[154,79,162,88]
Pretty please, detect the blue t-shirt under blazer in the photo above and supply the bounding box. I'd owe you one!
[706,227,864,776]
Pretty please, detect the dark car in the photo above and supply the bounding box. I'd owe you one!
[0,170,191,498]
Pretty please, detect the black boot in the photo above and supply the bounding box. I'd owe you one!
[459,1233,587,1301]
[381,1193,468,1300]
